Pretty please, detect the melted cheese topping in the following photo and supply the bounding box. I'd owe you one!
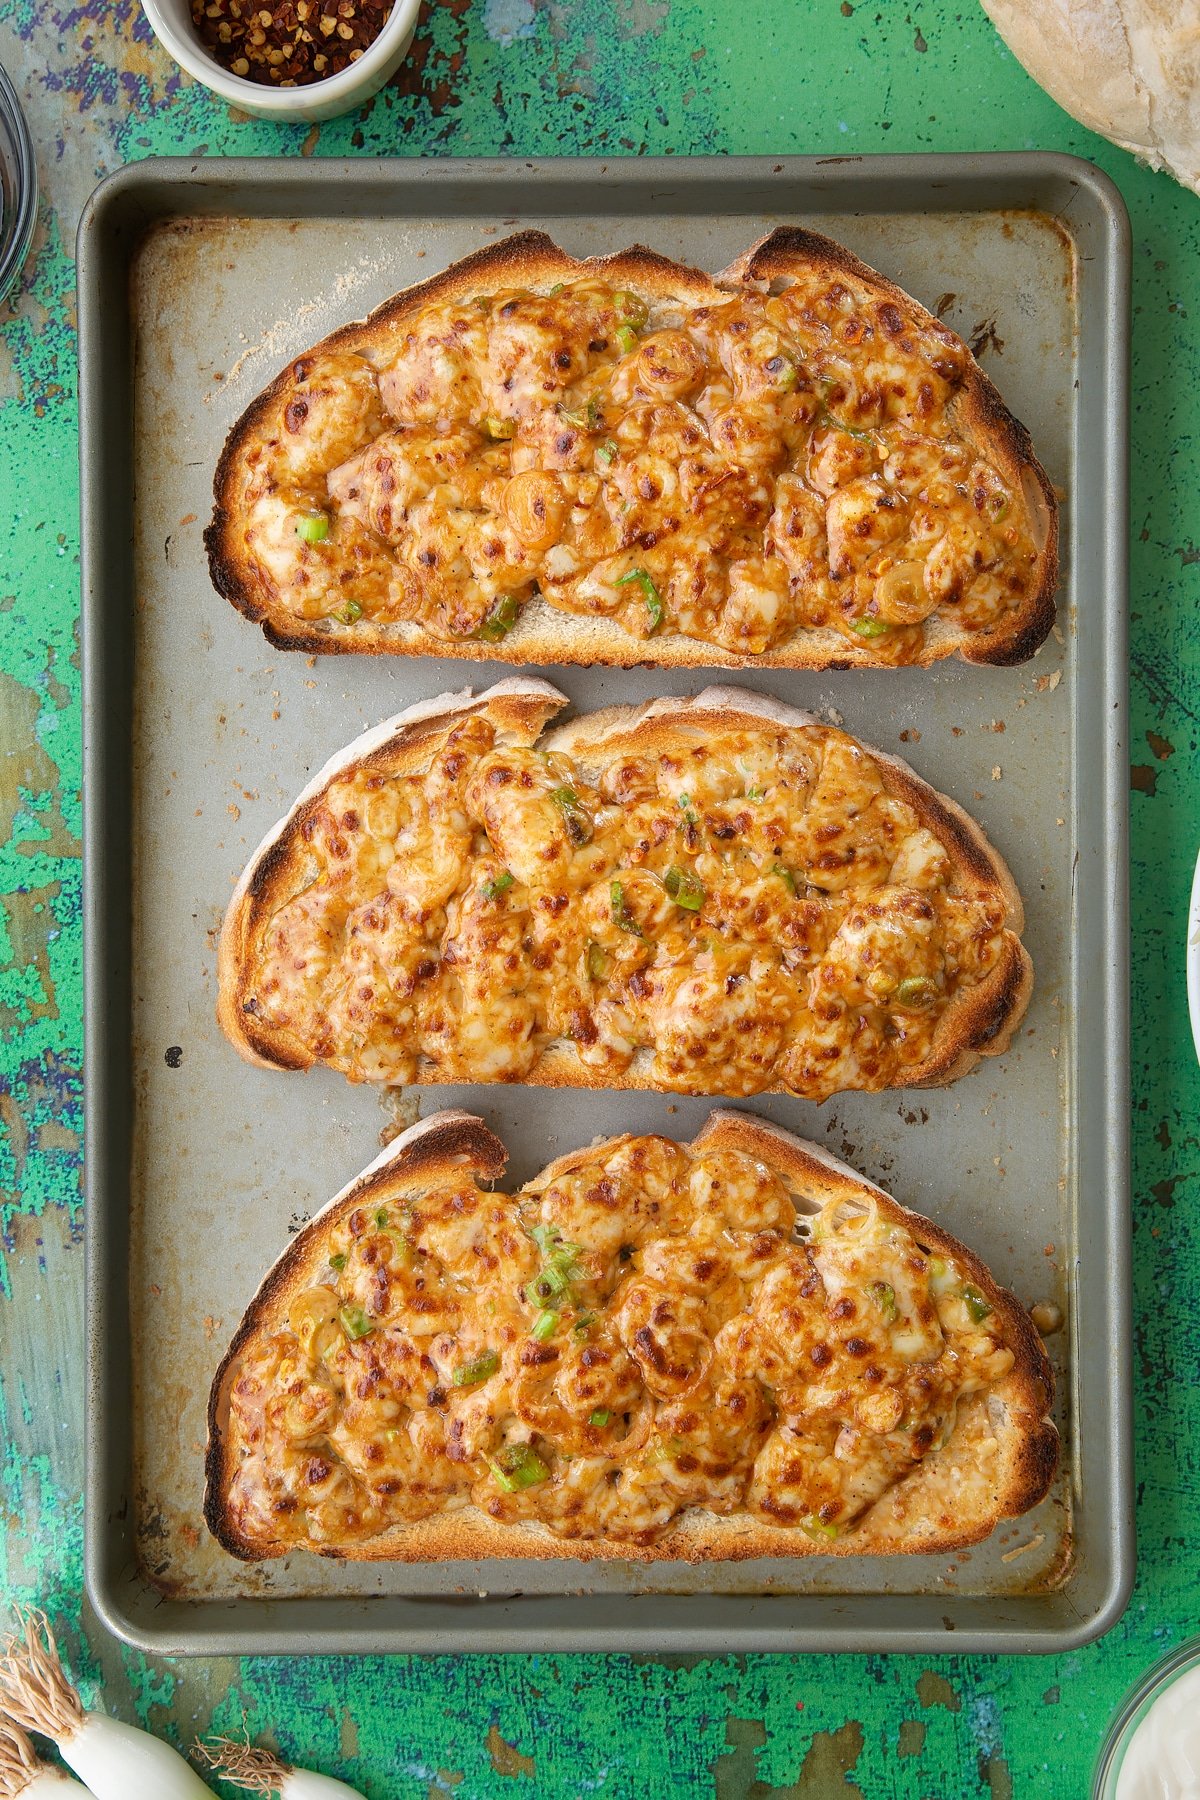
[243,716,1011,1100]
[234,267,1044,661]
[222,1136,1018,1553]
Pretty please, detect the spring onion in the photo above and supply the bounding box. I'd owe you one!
[664,865,705,911]
[586,940,610,981]
[615,324,639,355]
[850,616,891,638]
[476,592,522,643]
[374,1209,389,1229]
[295,511,329,544]
[332,599,362,625]
[869,1280,898,1324]
[614,567,664,632]
[557,397,603,432]
[531,1309,559,1341]
[894,975,937,1008]
[0,1715,93,1795]
[596,439,619,464]
[961,1284,992,1324]
[572,1311,596,1337]
[488,1443,549,1492]
[677,792,699,826]
[480,414,515,440]
[197,1738,367,1799]
[772,864,798,896]
[328,1253,346,1274]
[452,1350,499,1387]
[588,1409,611,1428]
[0,1608,212,1798]
[800,1515,840,1542]
[338,1304,374,1342]
[745,785,765,802]
[482,871,514,901]
[613,290,648,327]
[550,785,593,846]
[609,879,642,936]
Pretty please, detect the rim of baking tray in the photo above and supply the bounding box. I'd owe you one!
[1093,1640,1200,1796]
[0,63,37,304]
[138,0,422,113]
[1188,846,1200,1067]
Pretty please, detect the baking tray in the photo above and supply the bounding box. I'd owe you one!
[80,154,1131,1655]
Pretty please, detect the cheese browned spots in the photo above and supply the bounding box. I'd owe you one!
[221,1135,1018,1553]
[235,268,1043,661]
[242,711,1012,1100]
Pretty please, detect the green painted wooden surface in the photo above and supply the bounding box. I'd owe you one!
[0,1,1196,1792]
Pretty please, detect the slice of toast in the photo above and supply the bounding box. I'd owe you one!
[206,226,1057,670]
[217,680,1032,1102]
[204,1107,1058,1563]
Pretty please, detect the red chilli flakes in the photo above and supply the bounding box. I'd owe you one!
[190,0,394,87]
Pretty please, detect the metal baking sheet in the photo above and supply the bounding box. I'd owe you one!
[80,154,1131,1655]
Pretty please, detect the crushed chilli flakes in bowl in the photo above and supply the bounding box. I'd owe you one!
[189,0,395,86]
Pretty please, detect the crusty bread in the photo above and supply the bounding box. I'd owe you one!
[204,1107,1058,1563]
[206,226,1058,670]
[217,679,1032,1098]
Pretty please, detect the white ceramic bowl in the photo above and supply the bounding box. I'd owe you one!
[1188,845,1200,1067]
[139,0,422,121]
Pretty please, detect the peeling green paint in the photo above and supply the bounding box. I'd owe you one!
[0,0,1197,1794]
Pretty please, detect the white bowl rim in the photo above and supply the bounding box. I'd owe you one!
[139,0,422,111]
[1188,843,1200,1068]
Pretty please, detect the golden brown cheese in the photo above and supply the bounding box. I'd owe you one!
[242,714,1008,1099]
[220,1135,1017,1554]
[235,271,1041,662]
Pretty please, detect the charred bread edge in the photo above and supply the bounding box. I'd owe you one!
[206,226,1059,671]
[217,681,1033,1091]
[204,1106,1059,1564]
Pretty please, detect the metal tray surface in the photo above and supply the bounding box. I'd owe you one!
[80,154,1131,1656]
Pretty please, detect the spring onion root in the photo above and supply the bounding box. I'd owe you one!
[197,1736,368,1798]
[0,1610,214,1799]
[0,1716,89,1795]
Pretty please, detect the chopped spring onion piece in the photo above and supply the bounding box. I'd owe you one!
[295,510,329,543]
[532,1257,572,1302]
[338,1304,374,1341]
[894,975,937,1008]
[573,1311,596,1337]
[557,397,602,431]
[198,1737,368,1799]
[0,1607,212,1798]
[664,865,705,911]
[851,615,891,638]
[869,1280,898,1324]
[588,1409,611,1428]
[800,1515,840,1542]
[586,940,611,981]
[476,592,522,642]
[597,438,619,464]
[677,792,699,825]
[610,879,642,936]
[482,871,515,901]
[613,289,648,327]
[961,1284,993,1323]
[548,282,565,295]
[550,785,593,846]
[480,414,515,440]
[745,785,765,802]
[615,324,639,355]
[328,1252,347,1273]
[489,1443,550,1492]
[374,1209,389,1229]
[453,1350,499,1387]
[332,599,362,625]
[613,567,664,631]
[772,864,798,896]
[532,1309,559,1341]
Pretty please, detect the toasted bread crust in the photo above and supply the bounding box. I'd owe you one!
[206,226,1058,671]
[217,681,1033,1096]
[204,1108,1058,1563]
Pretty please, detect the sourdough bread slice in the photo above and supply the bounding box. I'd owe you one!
[204,1107,1058,1563]
[207,226,1057,670]
[217,680,1032,1101]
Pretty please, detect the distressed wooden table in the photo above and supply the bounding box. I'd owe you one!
[0,2,1195,1793]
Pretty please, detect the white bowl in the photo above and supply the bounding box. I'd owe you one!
[1188,845,1200,1067]
[139,0,422,121]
